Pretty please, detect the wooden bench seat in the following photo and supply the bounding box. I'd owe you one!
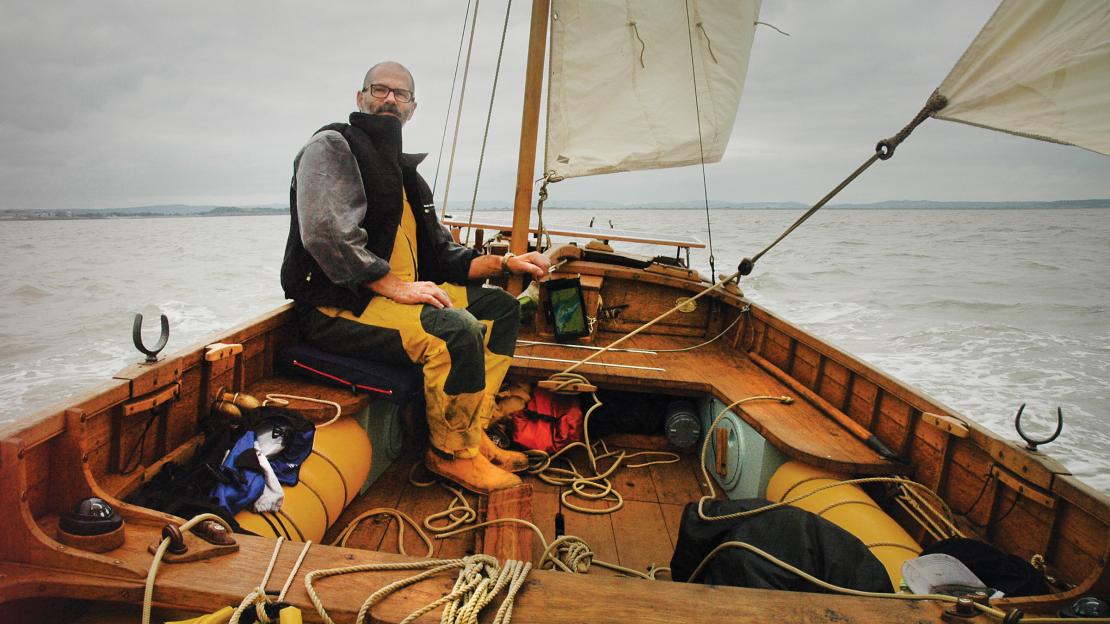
[245,376,371,424]
[510,329,901,475]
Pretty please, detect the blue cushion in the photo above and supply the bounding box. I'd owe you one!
[277,344,421,405]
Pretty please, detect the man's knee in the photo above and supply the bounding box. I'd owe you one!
[421,307,486,394]
[483,288,521,355]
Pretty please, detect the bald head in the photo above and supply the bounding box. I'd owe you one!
[356,61,417,126]
[363,61,415,94]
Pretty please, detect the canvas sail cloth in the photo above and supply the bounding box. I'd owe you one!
[936,0,1110,157]
[545,0,759,180]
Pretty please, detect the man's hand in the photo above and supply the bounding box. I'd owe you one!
[505,251,551,278]
[368,273,452,308]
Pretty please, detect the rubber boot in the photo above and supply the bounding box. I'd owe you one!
[479,431,530,473]
[425,448,522,495]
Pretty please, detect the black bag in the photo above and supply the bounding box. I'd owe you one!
[671,498,893,594]
[922,537,1049,597]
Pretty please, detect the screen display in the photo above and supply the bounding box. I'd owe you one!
[546,278,589,341]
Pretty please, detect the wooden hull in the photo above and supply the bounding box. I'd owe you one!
[1,257,1107,622]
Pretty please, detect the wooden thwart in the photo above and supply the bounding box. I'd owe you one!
[477,483,534,562]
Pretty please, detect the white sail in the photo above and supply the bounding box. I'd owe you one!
[936,0,1110,157]
[545,0,760,180]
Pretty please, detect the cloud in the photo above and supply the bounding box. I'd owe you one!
[0,0,1107,210]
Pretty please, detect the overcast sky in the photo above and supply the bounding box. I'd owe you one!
[1,0,1108,212]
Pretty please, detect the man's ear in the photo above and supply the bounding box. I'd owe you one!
[405,100,417,122]
[355,90,365,113]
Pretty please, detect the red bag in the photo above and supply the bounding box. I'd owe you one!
[509,388,584,453]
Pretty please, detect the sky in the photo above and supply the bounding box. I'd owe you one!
[1,0,1108,212]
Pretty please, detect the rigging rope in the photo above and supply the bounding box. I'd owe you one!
[432,0,474,198]
[684,0,716,278]
[554,270,739,378]
[464,0,514,245]
[736,92,948,277]
[439,0,483,220]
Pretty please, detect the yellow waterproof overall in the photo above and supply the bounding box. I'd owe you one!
[300,191,518,455]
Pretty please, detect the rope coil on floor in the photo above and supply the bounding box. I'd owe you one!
[304,554,530,624]
[522,376,679,515]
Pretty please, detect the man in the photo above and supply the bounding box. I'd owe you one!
[281,61,550,494]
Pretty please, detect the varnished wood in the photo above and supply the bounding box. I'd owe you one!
[246,376,371,423]
[477,484,534,562]
[992,465,1056,509]
[119,383,180,417]
[0,529,953,623]
[922,412,971,438]
[515,332,897,473]
[508,0,551,295]
[3,253,1110,619]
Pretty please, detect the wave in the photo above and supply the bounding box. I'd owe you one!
[8,284,52,300]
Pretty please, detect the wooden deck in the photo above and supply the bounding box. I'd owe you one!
[324,438,713,578]
[511,329,901,475]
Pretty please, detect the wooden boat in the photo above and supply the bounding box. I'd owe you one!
[2,1,1108,622]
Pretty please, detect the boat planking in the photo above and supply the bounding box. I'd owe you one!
[1,247,1107,622]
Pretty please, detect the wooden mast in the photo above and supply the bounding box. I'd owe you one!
[508,0,550,295]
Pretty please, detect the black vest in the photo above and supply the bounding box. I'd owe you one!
[281,113,470,315]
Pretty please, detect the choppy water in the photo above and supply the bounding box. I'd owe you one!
[1,209,1107,493]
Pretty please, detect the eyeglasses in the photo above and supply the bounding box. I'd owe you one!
[363,83,414,103]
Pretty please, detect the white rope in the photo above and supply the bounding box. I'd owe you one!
[688,541,1110,624]
[263,393,341,427]
[228,538,313,624]
[304,554,530,624]
[330,507,435,558]
[435,518,670,581]
[555,270,739,378]
[142,514,236,624]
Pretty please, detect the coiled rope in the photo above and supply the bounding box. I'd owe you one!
[524,374,679,514]
[304,554,530,624]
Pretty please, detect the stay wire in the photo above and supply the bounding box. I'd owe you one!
[684,0,715,278]
[432,0,473,198]
[464,0,514,246]
[739,92,947,276]
[440,0,482,220]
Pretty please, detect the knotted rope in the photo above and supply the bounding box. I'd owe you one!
[229,537,313,624]
[304,554,530,624]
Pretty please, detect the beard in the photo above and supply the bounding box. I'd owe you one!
[362,100,403,119]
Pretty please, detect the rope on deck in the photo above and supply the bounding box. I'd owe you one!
[304,554,530,624]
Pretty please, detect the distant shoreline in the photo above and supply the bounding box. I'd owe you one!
[2,199,1108,221]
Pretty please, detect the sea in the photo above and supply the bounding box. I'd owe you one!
[1,208,1107,494]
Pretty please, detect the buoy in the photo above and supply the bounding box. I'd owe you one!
[766,460,920,587]
[235,416,371,543]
